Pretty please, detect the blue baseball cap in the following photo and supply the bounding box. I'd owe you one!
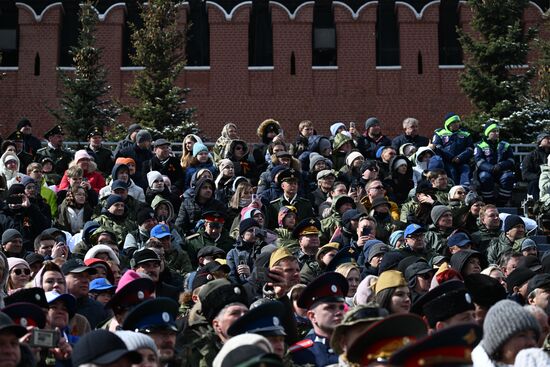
[404,224,426,238]
[447,232,472,248]
[90,278,116,293]
[150,224,171,239]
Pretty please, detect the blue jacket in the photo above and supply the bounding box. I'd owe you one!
[474,139,515,172]
[290,331,339,366]
[432,128,473,163]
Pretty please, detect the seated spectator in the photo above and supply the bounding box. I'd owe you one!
[213,123,239,163]
[26,162,57,217]
[523,132,550,200]
[184,143,217,190]
[6,258,30,294]
[57,185,93,234]
[58,150,106,194]
[56,166,98,207]
[412,146,435,184]
[181,133,203,169]
[392,117,430,151]
[99,163,146,203]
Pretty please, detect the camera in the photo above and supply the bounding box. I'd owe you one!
[30,329,60,348]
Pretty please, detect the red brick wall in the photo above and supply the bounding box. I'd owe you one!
[0,2,545,144]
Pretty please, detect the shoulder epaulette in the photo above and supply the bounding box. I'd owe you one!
[270,198,281,204]
[288,339,315,353]
[458,130,471,137]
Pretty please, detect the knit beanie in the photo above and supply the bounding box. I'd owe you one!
[309,153,325,171]
[330,122,346,137]
[7,184,25,197]
[106,194,124,209]
[504,214,524,232]
[431,205,451,225]
[74,150,92,163]
[136,129,152,144]
[375,146,386,159]
[364,117,380,130]
[137,207,156,225]
[465,191,483,207]
[193,143,209,157]
[20,175,35,187]
[482,299,540,358]
[239,218,260,236]
[464,274,506,309]
[389,230,404,248]
[2,229,22,245]
[115,331,158,354]
[16,118,31,130]
[392,158,408,170]
[146,171,163,188]
[218,159,233,171]
[448,185,465,200]
[7,257,30,272]
[346,151,364,167]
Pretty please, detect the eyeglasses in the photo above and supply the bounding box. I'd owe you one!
[12,268,30,276]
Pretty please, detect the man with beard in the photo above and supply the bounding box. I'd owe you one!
[289,272,347,366]
[122,297,180,367]
[131,248,179,301]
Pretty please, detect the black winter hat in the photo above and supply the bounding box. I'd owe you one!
[239,218,260,236]
[450,250,482,275]
[464,274,506,309]
[506,267,536,292]
[16,118,31,130]
[136,207,156,225]
[503,215,524,232]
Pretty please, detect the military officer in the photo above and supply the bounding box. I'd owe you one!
[292,218,322,269]
[85,127,114,176]
[185,211,235,266]
[35,125,73,175]
[289,272,347,366]
[267,168,314,229]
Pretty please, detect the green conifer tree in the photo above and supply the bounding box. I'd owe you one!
[49,0,119,143]
[124,0,198,140]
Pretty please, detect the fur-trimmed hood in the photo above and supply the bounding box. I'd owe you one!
[256,119,281,140]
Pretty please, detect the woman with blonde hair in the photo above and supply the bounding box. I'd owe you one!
[180,134,203,169]
[335,263,361,306]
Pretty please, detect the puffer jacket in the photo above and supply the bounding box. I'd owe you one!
[487,232,516,265]
[99,163,146,202]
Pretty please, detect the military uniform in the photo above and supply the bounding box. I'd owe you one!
[290,272,348,366]
[6,131,33,173]
[35,125,73,175]
[185,211,235,266]
[267,169,314,229]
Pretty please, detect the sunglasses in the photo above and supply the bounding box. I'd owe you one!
[13,268,30,276]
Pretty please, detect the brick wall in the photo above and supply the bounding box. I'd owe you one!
[0,1,546,144]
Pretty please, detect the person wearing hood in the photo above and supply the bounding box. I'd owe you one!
[253,118,282,172]
[213,123,239,163]
[412,146,435,185]
[94,194,136,248]
[357,117,392,159]
[116,129,154,190]
[99,163,146,203]
[0,151,23,194]
[391,117,430,151]
[0,185,50,252]
[180,133,203,169]
[214,159,236,204]
[450,249,483,278]
[274,206,298,250]
[474,123,515,205]
[114,123,141,157]
[176,177,226,235]
[222,139,258,185]
[19,175,51,224]
[4,131,33,175]
[258,160,290,203]
[226,218,267,284]
[183,143,217,190]
[332,133,355,171]
[145,138,186,194]
[384,154,414,205]
[431,113,473,187]
[35,124,74,176]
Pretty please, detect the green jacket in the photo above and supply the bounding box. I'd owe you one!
[93,212,136,247]
[165,247,193,275]
[320,195,351,242]
[471,219,501,257]
[185,227,235,265]
[424,225,454,255]
[275,228,299,252]
[487,232,515,265]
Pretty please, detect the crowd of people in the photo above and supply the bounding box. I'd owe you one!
[0,114,549,366]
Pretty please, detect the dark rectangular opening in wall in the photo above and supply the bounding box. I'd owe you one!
[186,0,210,66]
[0,2,18,66]
[438,0,462,65]
[376,0,400,66]
[312,0,336,66]
[59,1,80,67]
[123,0,144,67]
[249,0,273,66]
